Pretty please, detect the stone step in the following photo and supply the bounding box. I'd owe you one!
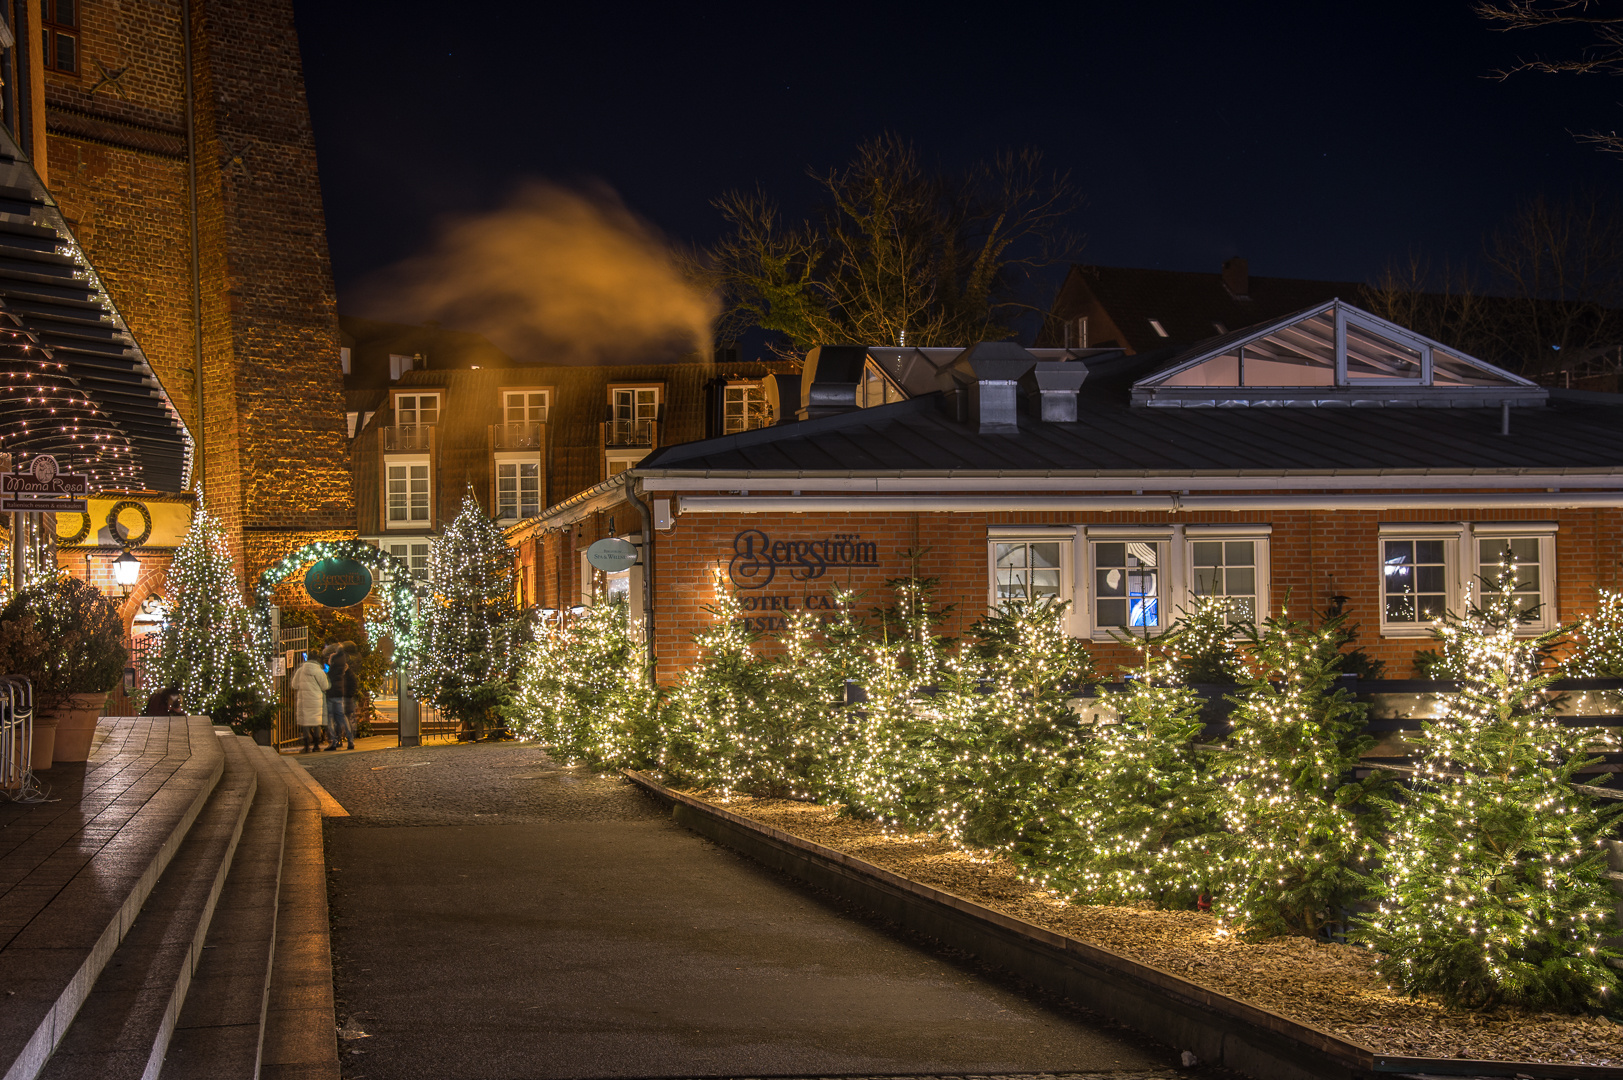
[35,732,257,1080]
[257,749,340,1080]
[160,737,292,1080]
[0,718,224,1080]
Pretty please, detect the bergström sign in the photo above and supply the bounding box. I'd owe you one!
[304,558,373,608]
[728,529,878,589]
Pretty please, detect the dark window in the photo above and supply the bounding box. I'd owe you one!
[42,0,78,75]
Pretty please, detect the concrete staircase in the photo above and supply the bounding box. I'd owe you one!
[0,718,340,1080]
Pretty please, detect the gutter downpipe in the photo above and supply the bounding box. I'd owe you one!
[628,477,656,671]
[182,0,203,491]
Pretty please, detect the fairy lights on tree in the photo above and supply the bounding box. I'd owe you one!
[1357,554,1623,1010]
[145,498,270,716]
[412,491,525,737]
[1202,605,1385,939]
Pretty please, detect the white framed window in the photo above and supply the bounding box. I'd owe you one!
[1378,524,1465,636]
[381,540,430,580]
[609,386,660,444]
[495,458,541,520]
[723,382,770,433]
[1186,525,1270,623]
[385,457,431,528]
[606,449,648,477]
[388,353,417,381]
[340,347,352,375]
[503,390,549,423]
[1470,523,1558,630]
[1090,536,1167,636]
[395,393,440,427]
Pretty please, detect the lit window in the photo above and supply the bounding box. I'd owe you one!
[384,541,430,580]
[1382,538,1449,625]
[43,0,76,74]
[496,461,540,519]
[386,463,430,525]
[608,387,659,445]
[1093,540,1163,631]
[1190,539,1259,621]
[723,383,770,433]
[1149,319,1168,338]
[993,541,1064,604]
[504,390,549,423]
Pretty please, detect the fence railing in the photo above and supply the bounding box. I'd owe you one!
[383,423,434,451]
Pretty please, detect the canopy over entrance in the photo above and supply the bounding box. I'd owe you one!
[0,126,191,491]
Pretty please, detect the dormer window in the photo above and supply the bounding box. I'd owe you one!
[1135,300,1540,406]
[396,393,439,426]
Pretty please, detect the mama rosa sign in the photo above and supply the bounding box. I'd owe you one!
[727,529,878,589]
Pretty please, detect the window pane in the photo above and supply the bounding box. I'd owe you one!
[1095,542,1125,567]
[995,542,1026,568]
[1097,598,1127,627]
[1096,567,1126,598]
[1415,565,1445,594]
[1224,541,1254,566]
[1384,537,1447,623]
[57,0,75,23]
[1414,539,1446,564]
[1241,310,1335,386]
[1162,353,1239,387]
[1225,567,1256,596]
[55,32,74,72]
[1433,349,1514,387]
[1192,541,1223,566]
[1030,543,1061,568]
[1192,566,1222,595]
[1345,322,1421,381]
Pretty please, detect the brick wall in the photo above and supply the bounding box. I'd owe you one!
[627,495,1623,685]
[43,0,353,592]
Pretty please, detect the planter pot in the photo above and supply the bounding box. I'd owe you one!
[29,711,56,770]
[252,728,273,746]
[49,691,109,764]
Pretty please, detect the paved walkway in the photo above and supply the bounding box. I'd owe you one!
[305,742,1183,1080]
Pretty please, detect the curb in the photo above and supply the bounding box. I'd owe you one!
[624,770,1623,1080]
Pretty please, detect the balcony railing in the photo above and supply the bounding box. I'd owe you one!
[383,423,433,451]
[492,421,544,449]
[602,419,658,448]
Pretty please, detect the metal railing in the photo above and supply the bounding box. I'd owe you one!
[492,421,543,449]
[383,423,434,451]
[1,676,32,794]
[273,625,310,747]
[603,419,657,448]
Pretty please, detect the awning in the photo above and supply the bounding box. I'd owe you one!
[0,126,192,492]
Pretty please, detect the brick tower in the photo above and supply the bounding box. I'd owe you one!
[34,0,353,587]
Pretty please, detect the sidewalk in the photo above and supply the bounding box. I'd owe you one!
[305,742,1181,1080]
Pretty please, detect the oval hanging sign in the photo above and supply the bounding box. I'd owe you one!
[304,558,373,608]
[586,537,639,573]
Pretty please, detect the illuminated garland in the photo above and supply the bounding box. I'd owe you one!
[251,539,422,665]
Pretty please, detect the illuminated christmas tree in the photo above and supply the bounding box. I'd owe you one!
[511,598,658,767]
[1202,606,1383,938]
[412,492,523,737]
[1034,629,1212,904]
[1357,556,1623,1011]
[146,498,270,716]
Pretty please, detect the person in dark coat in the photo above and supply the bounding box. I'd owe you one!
[322,643,353,751]
[143,685,183,717]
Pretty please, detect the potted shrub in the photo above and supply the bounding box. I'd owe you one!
[0,575,128,765]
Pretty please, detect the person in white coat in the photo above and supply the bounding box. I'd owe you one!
[289,652,330,753]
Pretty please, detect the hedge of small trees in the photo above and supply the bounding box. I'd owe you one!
[508,556,1623,1014]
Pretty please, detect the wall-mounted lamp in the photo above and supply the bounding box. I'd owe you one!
[113,549,141,594]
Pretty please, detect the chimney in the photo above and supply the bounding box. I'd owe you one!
[939,342,1037,434]
[1021,361,1088,422]
[1222,257,1250,300]
[796,345,868,421]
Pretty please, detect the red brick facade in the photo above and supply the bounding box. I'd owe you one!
[42,0,352,591]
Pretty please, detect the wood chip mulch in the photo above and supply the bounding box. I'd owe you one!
[688,792,1623,1067]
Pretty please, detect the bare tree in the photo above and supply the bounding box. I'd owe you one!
[1476,0,1623,155]
[702,135,1081,357]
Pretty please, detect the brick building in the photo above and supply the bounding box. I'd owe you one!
[32,0,352,593]
[514,302,1623,684]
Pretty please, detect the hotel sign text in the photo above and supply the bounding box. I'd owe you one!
[728,529,878,590]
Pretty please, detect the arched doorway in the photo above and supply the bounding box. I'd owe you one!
[251,540,423,661]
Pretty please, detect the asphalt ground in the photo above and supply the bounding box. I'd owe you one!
[306,741,1188,1080]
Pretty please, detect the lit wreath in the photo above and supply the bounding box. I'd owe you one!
[250,539,423,665]
[106,500,153,547]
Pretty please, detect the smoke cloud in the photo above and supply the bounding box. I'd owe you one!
[356,182,716,365]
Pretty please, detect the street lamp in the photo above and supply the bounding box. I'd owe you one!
[113,549,141,594]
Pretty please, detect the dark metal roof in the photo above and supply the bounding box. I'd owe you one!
[636,387,1623,475]
[0,126,191,491]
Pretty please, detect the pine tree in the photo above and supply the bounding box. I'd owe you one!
[1034,630,1213,904]
[1357,556,1623,1011]
[1201,606,1384,938]
[412,491,522,737]
[145,498,270,717]
[510,598,659,768]
[660,579,797,796]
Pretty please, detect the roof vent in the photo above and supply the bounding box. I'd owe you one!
[797,345,868,421]
[1222,257,1250,301]
[1021,361,1088,422]
[938,342,1037,434]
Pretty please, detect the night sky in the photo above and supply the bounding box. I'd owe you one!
[293,0,1620,339]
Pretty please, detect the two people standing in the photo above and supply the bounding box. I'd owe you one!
[289,640,360,752]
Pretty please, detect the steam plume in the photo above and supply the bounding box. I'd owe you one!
[356,182,715,364]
